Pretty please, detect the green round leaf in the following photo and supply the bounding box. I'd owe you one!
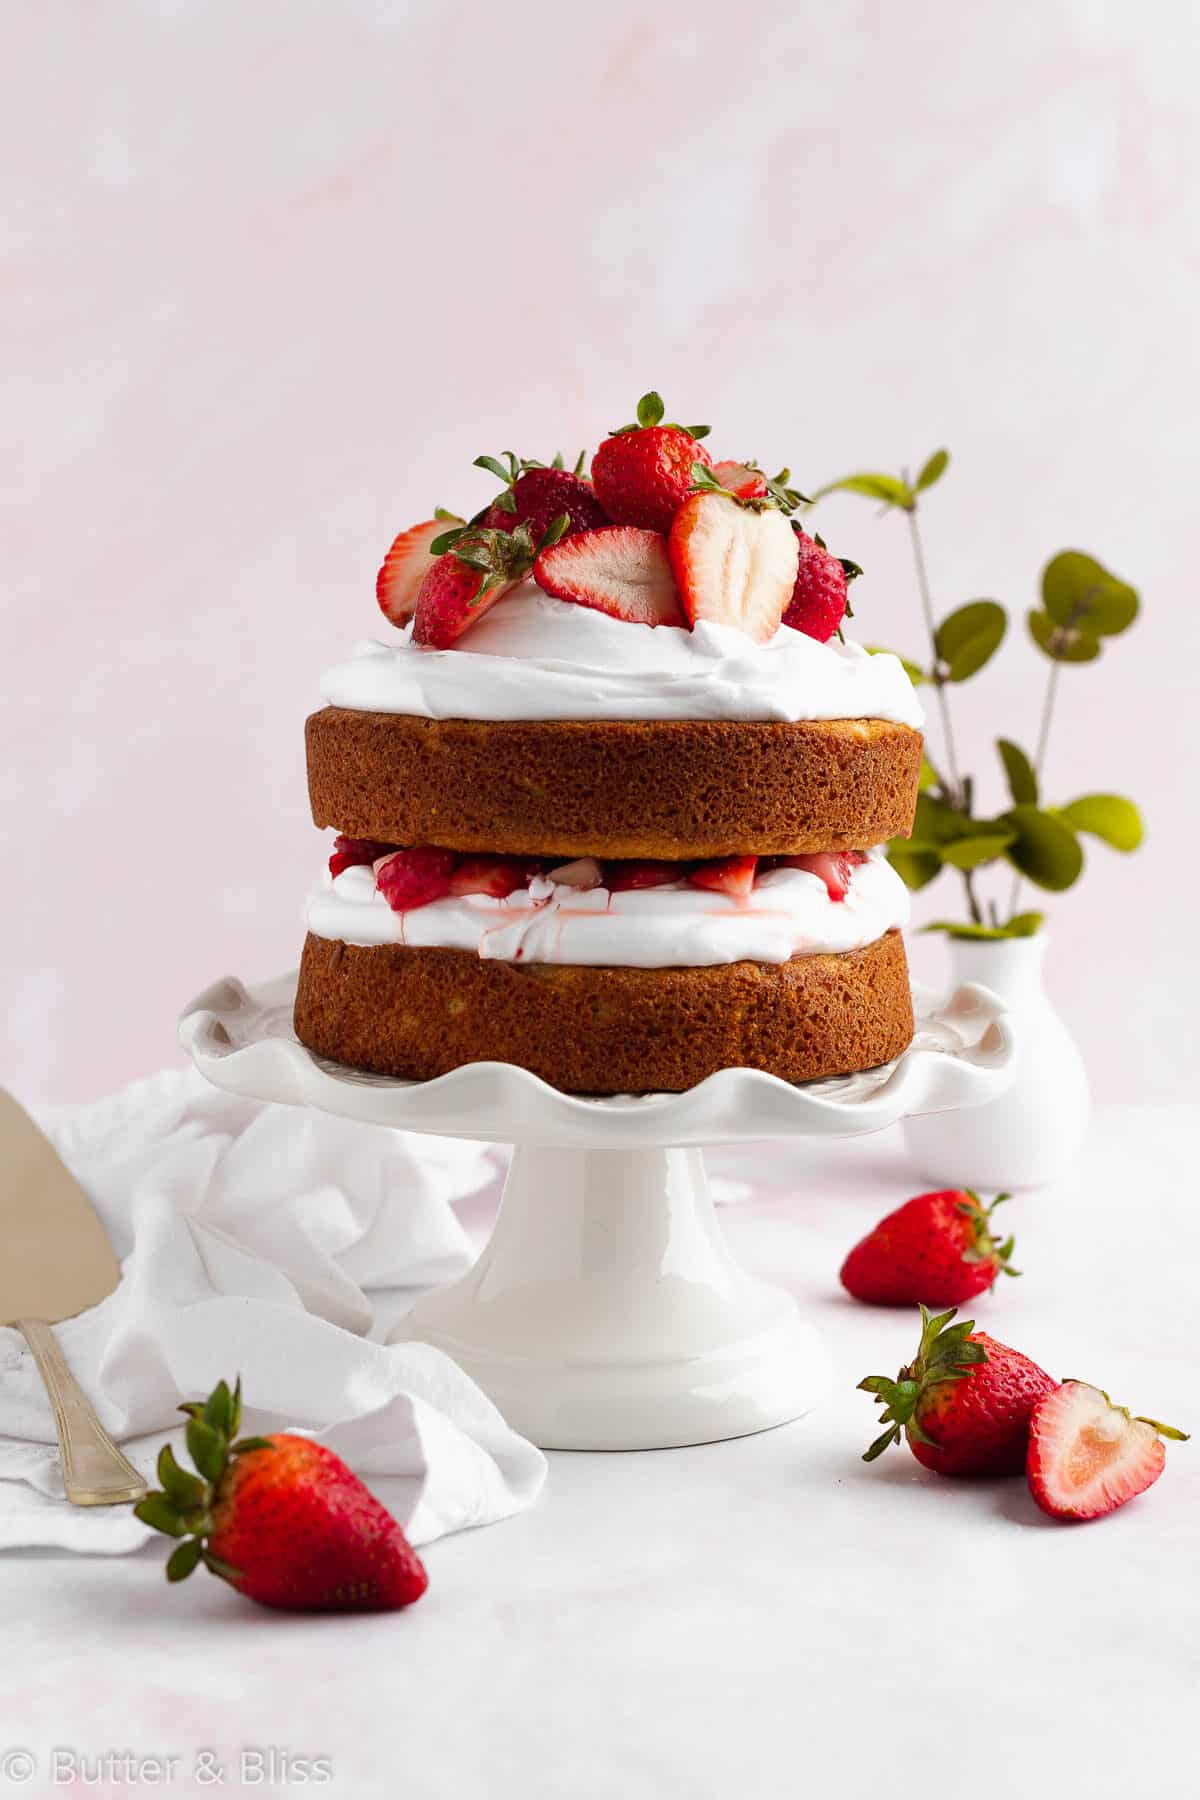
[1003,805,1084,891]
[1059,794,1144,851]
[1042,551,1138,637]
[887,845,942,891]
[810,472,915,511]
[996,738,1038,805]
[917,756,938,793]
[923,917,1043,940]
[915,449,950,493]
[940,831,1016,870]
[912,793,970,846]
[1027,608,1101,663]
[934,601,1006,681]
[1006,911,1045,936]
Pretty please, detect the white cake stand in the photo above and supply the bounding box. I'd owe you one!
[179,973,1014,1452]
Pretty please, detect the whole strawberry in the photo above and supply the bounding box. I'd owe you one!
[477,452,609,540]
[783,527,861,643]
[135,1379,428,1612]
[591,390,713,533]
[860,1305,1057,1477]
[840,1189,1018,1307]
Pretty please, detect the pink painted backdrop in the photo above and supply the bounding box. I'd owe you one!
[5,2,1197,1102]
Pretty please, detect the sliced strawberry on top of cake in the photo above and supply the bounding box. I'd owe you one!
[533,525,684,627]
[668,492,799,644]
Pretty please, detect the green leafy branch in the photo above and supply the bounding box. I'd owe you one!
[811,457,1144,934]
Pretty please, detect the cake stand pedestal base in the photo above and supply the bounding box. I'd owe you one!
[180,973,1015,1452]
[395,1145,827,1450]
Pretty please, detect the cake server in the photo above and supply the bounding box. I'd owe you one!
[0,1088,146,1505]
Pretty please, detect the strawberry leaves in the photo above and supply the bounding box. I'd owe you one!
[858,1305,990,1461]
[609,390,710,439]
[134,1375,273,1585]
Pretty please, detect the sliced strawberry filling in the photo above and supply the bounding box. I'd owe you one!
[329,841,871,915]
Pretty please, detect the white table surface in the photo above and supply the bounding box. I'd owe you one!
[3,1103,1197,1800]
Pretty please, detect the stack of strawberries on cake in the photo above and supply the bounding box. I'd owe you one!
[296,392,925,1094]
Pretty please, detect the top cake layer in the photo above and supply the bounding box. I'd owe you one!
[321,584,924,729]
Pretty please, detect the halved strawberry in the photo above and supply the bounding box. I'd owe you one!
[605,860,680,892]
[779,850,867,902]
[1027,1382,1188,1521]
[412,524,539,649]
[711,460,769,501]
[376,521,455,627]
[688,855,758,900]
[668,494,799,643]
[447,854,533,900]
[375,847,456,912]
[533,526,684,627]
[329,835,393,878]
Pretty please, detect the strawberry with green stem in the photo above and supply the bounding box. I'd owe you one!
[413,514,570,648]
[590,391,713,533]
[840,1188,1019,1307]
[135,1378,428,1612]
[859,1304,1056,1476]
[477,449,609,539]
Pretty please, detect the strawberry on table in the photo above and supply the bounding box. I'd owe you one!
[375,846,456,912]
[478,452,609,540]
[135,1378,428,1613]
[590,391,713,533]
[533,525,684,627]
[859,1305,1057,1477]
[688,856,758,900]
[779,850,867,903]
[376,518,462,627]
[1027,1382,1188,1521]
[668,492,799,643]
[782,528,862,644]
[840,1189,1018,1307]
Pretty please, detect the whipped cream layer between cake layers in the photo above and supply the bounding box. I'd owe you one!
[304,847,910,969]
[319,584,924,727]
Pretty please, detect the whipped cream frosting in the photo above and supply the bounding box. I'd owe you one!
[320,584,924,727]
[304,849,910,969]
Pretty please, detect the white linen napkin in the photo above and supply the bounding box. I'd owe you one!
[0,1069,546,1553]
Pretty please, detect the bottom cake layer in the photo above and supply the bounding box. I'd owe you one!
[293,929,915,1095]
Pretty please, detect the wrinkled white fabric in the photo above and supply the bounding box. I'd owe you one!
[0,1069,545,1552]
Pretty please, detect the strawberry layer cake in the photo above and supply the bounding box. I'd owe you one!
[294,394,924,1093]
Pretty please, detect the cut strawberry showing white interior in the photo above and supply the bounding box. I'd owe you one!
[533,525,685,627]
[1026,1381,1188,1521]
[376,520,453,626]
[668,494,799,643]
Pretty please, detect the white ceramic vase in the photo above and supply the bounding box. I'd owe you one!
[902,933,1089,1191]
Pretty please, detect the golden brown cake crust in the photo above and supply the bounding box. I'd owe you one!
[306,709,923,859]
[293,929,915,1094]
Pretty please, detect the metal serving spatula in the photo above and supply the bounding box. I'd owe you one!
[0,1089,147,1505]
